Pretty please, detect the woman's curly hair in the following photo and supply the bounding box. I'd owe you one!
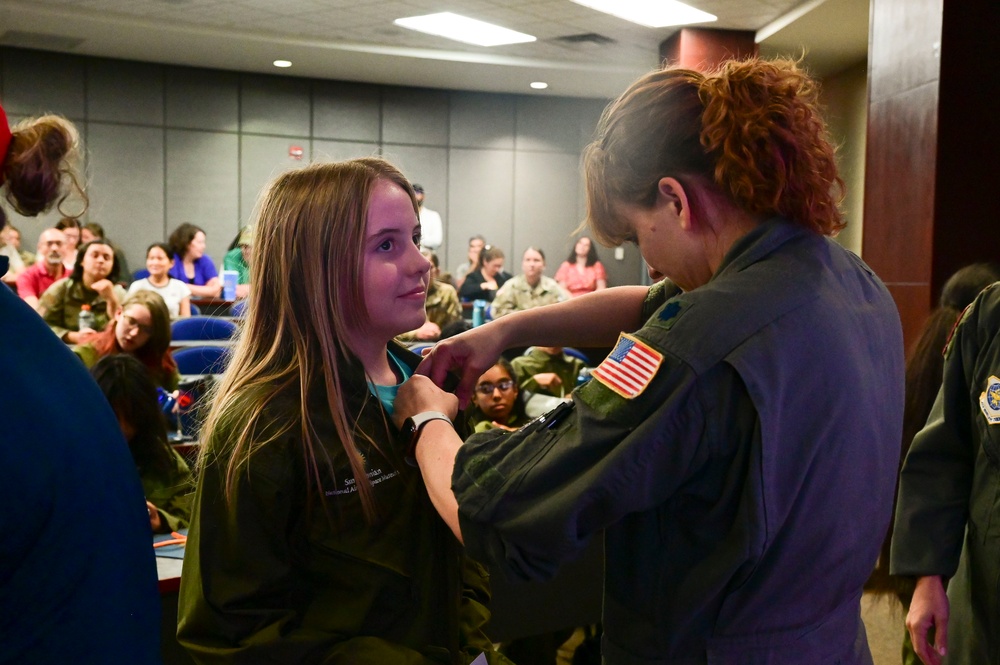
[584,58,844,246]
[3,115,88,218]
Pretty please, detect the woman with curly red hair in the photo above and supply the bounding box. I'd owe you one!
[395,58,904,664]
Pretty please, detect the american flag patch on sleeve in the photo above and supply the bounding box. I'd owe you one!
[592,333,663,399]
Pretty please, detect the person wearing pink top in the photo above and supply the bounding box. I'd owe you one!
[555,236,607,297]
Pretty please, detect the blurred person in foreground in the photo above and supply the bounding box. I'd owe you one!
[0,101,159,662]
[393,59,904,664]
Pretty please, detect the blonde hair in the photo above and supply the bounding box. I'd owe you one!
[199,158,418,521]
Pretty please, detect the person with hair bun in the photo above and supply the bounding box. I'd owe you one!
[395,59,904,664]
[0,102,159,662]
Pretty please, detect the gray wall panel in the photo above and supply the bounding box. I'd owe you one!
[240,134,309,226]
[312,140,380,163]
[382,88,449,146]
[85,123,164,272]
[87,59,164,125]
[513,151,582,270]
[313,81,380,142]
[241,75,311,136]
[166,129,240,264]
[166,68,239,132]
[1,49,85,118]
[382,143,448,253]
[0,45,644,293]
[516,96,588,153]
[450,92,515,150]
[446,148,514,273]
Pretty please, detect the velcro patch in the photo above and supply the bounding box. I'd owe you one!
[980,375,1000,425]
[591,333,662,399]
[653,299,690,332]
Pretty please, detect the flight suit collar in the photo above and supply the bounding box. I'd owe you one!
[711,216,807,283]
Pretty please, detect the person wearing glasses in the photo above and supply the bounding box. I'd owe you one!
[73,290,180,391]
[467,358,528,433]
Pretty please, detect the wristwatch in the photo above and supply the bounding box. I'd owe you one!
[403,410,453,465]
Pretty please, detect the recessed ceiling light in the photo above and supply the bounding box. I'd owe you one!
[530,81,549,90]
[570,0,716,28]
[273,59,292,68]
[394,12,536,47]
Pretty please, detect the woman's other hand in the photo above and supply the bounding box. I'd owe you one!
[416,324,506,407]
[532,372,563,391]
[393,375,459,429]
[90,278,115,300]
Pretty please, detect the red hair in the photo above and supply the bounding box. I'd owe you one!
[584,58,845,245]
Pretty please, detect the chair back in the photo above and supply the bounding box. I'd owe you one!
[230,299,248,319]
[171,316,237,341]
[172,345,231,375]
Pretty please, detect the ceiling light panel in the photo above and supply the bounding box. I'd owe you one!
[394,12,537,47]
[569,0,717,28]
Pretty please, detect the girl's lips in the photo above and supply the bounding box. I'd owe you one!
[399,287,426,299]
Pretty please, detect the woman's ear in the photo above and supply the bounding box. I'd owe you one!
[656,177,694,231]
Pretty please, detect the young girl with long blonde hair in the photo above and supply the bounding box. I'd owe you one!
[177,158,510,664]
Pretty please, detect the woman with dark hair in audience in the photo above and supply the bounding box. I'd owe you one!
[39,238,126,344]
[75,289,180,390]
[466,357,529,433]
[458,244,508,302]
[80,220,130,283]
[555,236,607,297]
[128,242,192,318]
[55,216,81,271]
[168,222,221,298]
[91,354,193,534]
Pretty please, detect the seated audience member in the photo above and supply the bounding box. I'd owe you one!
[91,354,193,533]
[16,227,70,309]
[38,238,126,344]
[0,210,26,285]
[459,244,508,303]
[81,221,130,284]
[412,183,443,250]
[222,225,253,299]
[467,358,529,433]
[512,346,587,398]
[168,222,221,298]
[75,290,180,391]
[400,249,462,342]
[492,247,567,318]
[453,234,485,290]
[128,242,192,318]
[555,236,608,297]
[55,216,81,271]
[2,222,35,267]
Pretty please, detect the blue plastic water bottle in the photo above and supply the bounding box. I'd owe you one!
[472,299,486,327]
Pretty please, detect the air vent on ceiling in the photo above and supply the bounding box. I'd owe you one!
[0,31,85,51]
[552,33,617,47]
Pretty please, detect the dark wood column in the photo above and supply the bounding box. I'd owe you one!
[864,0,1000,350]
[659,28,757,71]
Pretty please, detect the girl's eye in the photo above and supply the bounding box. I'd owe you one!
[378,239,394,252]
[412,232,422,247]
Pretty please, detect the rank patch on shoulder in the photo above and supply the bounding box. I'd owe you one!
[592,333,662,399]
[980,375,1000,424]
[654,299,689,331]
